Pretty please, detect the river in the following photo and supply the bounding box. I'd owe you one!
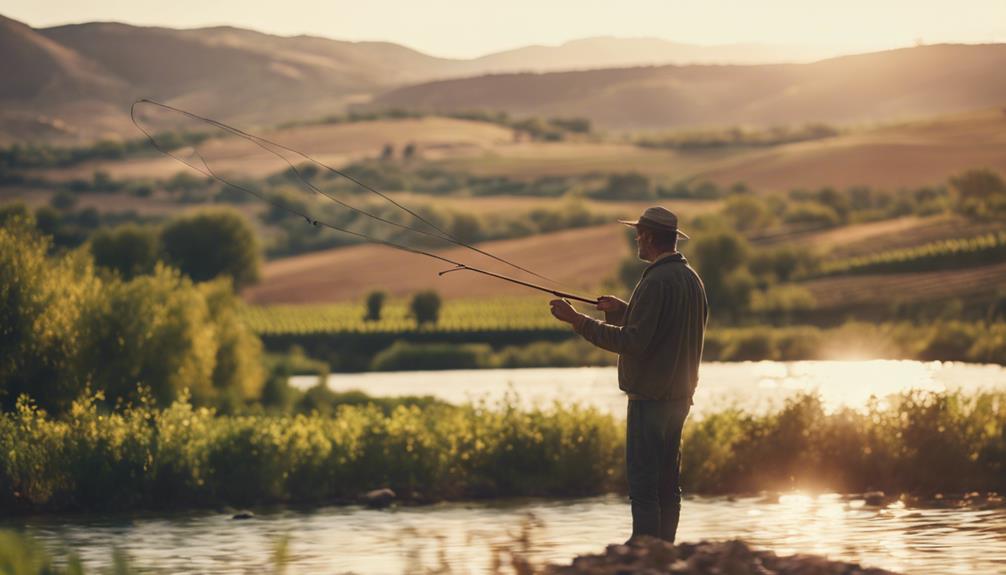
[8,360,1006,574]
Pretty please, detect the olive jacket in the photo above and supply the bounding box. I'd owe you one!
[575,252,708,401]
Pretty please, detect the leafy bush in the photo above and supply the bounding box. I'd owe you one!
[410,290,442,326]
[89,224,160,279]
[0,223,264,413]
[160,210,261,289]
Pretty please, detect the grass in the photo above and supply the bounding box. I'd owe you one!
[1,388,1003,514]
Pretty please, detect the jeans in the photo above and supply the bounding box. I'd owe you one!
[626,398,691,542]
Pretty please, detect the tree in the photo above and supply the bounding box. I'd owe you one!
[950,169,1006,217]
[365,290,387,321]
[410,290,442,326]
[160,210,261,289]
[0,220,94,413]
[90,224,160,279]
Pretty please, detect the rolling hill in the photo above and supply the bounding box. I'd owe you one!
[5,12,1006,143]
[372,44,1006,130]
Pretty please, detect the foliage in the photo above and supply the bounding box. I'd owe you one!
[0,220,95,413]
[0,388,1002,513]
[0,392,624,511]
[371,341,491,370]
[813,231,1006,277]
[364,290,387,322]
[637,123,839,150]
[949,168,1006,218]
[241,298,566,336]
[588,172,653,200]
[88,224,161,280]
[160,210,261,289]
[0,224,264,413]
[410,290,443,326]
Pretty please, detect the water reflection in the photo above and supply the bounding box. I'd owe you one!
[293,360,1006,417]
[10,494,1006,574]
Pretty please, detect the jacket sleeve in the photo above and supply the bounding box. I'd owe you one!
[575,280,664,355]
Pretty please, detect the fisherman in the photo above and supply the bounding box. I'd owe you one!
[548,206,708,544]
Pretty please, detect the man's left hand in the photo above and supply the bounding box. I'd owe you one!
[549,298,582,326]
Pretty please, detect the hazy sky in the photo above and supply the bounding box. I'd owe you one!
[6,0,1005,58]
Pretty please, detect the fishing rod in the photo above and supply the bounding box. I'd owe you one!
[130,99,600,304]
[439,265,598,305]
[130,99,563,289]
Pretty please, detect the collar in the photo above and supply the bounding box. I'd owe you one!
[642,251,686,277]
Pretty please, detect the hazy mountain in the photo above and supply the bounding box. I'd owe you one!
[371,44,1006,130]
[2,13,1003,142]
[459,36,845,75]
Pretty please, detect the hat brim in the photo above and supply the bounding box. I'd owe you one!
[618,219,690,239]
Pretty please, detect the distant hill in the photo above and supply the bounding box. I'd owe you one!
[372,44,1006,130]
[4,12,1006,142]
[450,36,844,75]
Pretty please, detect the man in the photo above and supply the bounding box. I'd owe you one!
[549,206,708,544]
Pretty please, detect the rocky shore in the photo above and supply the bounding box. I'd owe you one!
[539,538,899,575]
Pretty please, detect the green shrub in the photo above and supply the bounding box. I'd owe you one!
[410,290,442,326]
[160,210,261,289]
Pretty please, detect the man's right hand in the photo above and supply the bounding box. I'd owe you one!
[596,295,628,314]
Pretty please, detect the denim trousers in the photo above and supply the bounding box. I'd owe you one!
[626,398,691,542]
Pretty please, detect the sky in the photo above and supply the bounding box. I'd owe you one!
[5,0,1006,59]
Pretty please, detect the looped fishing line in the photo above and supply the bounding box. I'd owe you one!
[130,98,599,304]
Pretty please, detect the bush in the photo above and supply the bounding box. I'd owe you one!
[370,341,491,371]
[364,290,387,322]
[410,290,442,326]
[1,224,264,413]
[89,224,160,279]
[160,210,261,289]
[0,221,94,413]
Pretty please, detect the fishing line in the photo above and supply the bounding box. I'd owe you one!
[130,99,599,304]
[131,98,563,286]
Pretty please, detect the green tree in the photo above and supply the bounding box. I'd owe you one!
[160,210,261,289]
[76,265,218,407]
[410,290,442,326]
[364,290,387,322]
[89,224,161,280]
[0,220,95,412]
[950,169,1006,218]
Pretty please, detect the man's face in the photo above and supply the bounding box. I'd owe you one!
[635,228,652,262]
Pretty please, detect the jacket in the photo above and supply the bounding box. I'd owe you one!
[575,252,708,401]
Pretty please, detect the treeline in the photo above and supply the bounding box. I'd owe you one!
[636,123,840,150]
[284,108,593,141]
[0,389,1001,513]
[261,191,608,257]
[0,215,264,415]
[0,131,210,170]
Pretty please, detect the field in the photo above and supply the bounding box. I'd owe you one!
[19,107,1006,196]
[802,260,1006,309]
[242,297,559,335]
[242,223,631,304]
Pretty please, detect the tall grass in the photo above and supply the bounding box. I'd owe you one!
[0,390,1002,513]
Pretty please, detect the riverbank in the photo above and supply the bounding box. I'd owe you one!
[544,538,899,574]
[2,389,1003,514]
[0,530,903,574]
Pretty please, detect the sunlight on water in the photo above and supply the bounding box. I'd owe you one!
[294,360,1006,417]
[11,494,1006,575]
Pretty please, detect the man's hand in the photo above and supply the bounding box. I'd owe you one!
[596,295,628,314]
[549,298,585,329]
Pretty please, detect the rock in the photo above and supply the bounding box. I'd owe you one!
[361,487,396,508]
[863,491,887,506]
[544,538,903,574]
[231,511,254,520]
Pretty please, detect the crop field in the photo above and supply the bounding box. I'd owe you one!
[814,230,1006,276]
[240,296,567,335]
[243,223,629,304]
[801,260,1006,309]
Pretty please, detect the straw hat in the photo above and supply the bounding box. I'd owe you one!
[618,206,689,239]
